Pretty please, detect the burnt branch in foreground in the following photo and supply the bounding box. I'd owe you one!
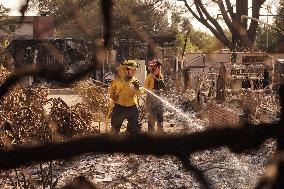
[0,123,282,170]
[256,151,284,189]
[180,156,211,189]
[62,176,99,189]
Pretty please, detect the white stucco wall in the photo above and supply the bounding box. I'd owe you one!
[14,23,33,36]
[135,60,146,85]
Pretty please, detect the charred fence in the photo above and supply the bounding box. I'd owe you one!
[0,0,283,189]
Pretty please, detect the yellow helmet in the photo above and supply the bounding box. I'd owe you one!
[121,60,139,69]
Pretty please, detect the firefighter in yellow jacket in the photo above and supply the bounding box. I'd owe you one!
[109,60,142,135]
[144,59,165,133]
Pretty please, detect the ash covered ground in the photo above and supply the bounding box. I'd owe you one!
[0,80,277,188]
[0,102,276,189]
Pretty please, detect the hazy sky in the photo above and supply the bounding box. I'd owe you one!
[0,0,279,32]
[0,0,31,15]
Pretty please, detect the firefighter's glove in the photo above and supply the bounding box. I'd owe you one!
[132,80,141,89]
[154,80,165,90]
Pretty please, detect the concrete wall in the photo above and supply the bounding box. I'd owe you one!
[183,52,284,71]
[14,23,33,37]
[184,53,230,70]
[0,23,33,37]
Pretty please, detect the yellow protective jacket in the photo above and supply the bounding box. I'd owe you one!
[144,73,164,92]
[109,77,142,107]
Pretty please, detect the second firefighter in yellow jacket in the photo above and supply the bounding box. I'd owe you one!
[109,60,142,135]
[144,59,165,133]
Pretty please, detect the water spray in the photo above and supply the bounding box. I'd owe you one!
[142,87,196,124]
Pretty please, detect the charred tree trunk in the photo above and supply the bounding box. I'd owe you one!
[235,0,248,50]
[180,0,266,51]
[216,64,226,103]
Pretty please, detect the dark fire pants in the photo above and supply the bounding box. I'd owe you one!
[110,104,140,135]
[146,94,164,132]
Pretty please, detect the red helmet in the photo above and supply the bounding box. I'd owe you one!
[148,59,162,69]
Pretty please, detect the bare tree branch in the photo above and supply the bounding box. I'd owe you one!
[182,0,232,49]
[217,0,233,33]
[224,0,234,19]
[125,10,160,58]
[180,156,212,189]
[181,27,191,60]
[61,176,99,189]
[181,0,268,50]
[247,0,265,42]
[20,0,30,20]
[195,0,227,36]
[255,151,284,189]
[100,0,113,47]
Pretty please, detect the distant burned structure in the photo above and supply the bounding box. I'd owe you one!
[227,54,270,91]
[179,52,281,126]
[211,53,279,126]
[0,38,97,86]
[113,36,176,61]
